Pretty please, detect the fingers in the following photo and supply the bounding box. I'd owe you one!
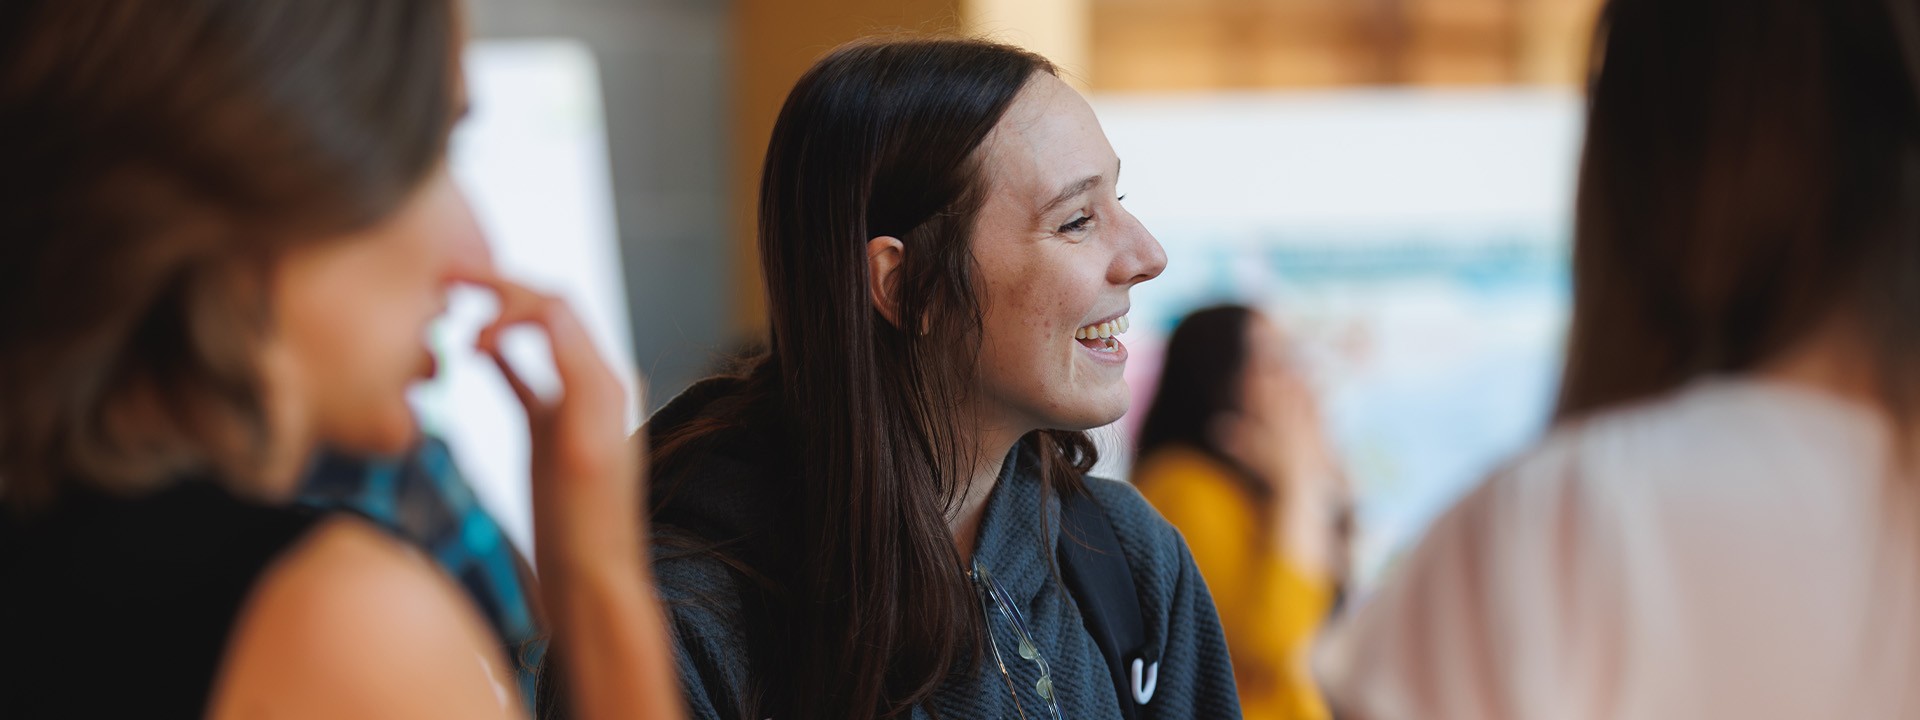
[454,269,629,420]
[456,271,547,355]
[532,293,620,397]
[490,346,544,419]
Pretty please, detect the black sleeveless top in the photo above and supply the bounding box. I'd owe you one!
[0,480,323,718]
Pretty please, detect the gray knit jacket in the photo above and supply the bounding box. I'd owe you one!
[645,378,1244,720]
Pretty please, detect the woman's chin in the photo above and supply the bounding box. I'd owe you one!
[323,413,421,458]
[1042,397,1130,433]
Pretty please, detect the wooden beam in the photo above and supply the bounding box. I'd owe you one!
[962,0,1093,88]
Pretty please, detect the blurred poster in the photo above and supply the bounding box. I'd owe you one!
[408,40,633,556]
[1091,90,1583,587]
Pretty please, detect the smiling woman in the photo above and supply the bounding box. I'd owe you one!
[967,73,1161,439]
[587,36,1238,720]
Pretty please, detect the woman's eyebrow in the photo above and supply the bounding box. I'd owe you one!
[1036,175,1101,220]
[1033,159,1124,222]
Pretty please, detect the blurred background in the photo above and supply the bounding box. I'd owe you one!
[424,0,1603,588]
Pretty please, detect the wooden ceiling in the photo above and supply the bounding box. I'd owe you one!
[1089,0,1602,90]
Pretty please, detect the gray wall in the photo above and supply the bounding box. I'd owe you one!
[467,0,734,412]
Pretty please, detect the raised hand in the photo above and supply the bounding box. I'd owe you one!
[460,271,681,720]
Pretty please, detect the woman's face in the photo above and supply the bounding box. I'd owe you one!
[267,167,489,457]
[968,73,1167,436]
[1239,313,1297,427]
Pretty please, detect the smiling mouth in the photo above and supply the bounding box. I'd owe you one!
[1073,314,1130,354]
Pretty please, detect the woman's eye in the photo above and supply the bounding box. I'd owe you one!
[1059,213,1093,234]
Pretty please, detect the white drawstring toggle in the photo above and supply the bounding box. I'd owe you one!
[1131,658,1159,705]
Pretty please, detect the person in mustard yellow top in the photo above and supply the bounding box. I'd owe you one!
[1133,305,1351,720]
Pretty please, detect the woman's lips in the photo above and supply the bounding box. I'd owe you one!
[1077,335,1128,364]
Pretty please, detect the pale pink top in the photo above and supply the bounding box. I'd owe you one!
[1318,378,1920,719]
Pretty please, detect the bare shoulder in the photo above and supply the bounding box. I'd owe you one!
[209,516,520,720]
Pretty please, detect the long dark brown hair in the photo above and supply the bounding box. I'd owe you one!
[0,0,461,510]
[1557,0,1920,421]
[1135,305,1278,511]
[651,37,1097,719]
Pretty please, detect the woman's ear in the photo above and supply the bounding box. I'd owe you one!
[867,235,906,328]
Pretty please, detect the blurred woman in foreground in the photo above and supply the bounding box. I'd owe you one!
[0,2,678,717]
[1134,305,1349,720]
[1320,0,1920,717]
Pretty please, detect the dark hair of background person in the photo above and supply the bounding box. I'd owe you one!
[1134,305,1279,521]
[646,37,1098,720]
[1557,0,1920,422]
[0,0,460,512]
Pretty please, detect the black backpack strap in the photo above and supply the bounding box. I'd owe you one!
[1057,489,1155,720]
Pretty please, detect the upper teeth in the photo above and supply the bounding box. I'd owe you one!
[1075,315,1130,340]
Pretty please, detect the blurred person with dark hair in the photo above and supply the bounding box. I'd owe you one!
[569,36,1238,720]
[0,2,680,718]
[1318,0,1920,717]
[1134,305,1349,720]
